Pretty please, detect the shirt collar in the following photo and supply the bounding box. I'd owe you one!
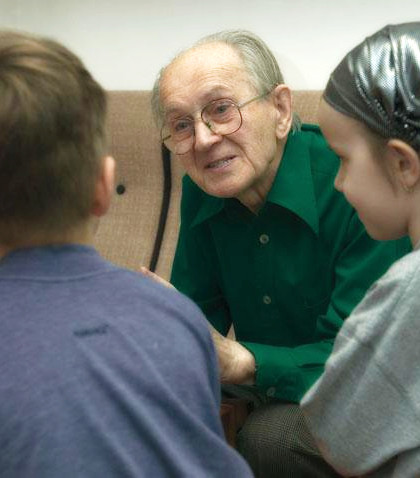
[190,127,320,235]
[267,129,319,234]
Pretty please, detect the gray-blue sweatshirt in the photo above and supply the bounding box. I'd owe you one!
[0,245,252,478]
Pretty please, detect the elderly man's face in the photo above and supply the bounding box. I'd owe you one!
[160,42,287,209]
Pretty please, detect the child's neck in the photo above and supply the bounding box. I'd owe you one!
[0,222,96,260]
[407,195,420,249]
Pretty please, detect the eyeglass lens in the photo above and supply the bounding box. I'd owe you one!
[162,99,242,154]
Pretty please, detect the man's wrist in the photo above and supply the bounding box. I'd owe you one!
[234,342,256,385]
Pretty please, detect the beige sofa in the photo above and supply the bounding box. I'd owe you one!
[94,90,323,280]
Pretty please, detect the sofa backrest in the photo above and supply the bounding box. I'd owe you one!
[94,90,323,280]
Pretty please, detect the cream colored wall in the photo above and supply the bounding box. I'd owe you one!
[1,0,419,90]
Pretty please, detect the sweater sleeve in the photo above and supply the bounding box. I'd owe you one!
[146,286,254,477]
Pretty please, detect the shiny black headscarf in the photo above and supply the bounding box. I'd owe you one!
[324,22,420,150]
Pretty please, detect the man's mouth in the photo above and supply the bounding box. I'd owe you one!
[206,156,235,169]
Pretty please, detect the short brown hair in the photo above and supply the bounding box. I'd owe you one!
[0,30,107,245]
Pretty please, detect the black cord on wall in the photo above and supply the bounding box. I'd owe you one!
[149,144,172,272]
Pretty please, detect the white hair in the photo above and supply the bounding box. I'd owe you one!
[151,29,300,131]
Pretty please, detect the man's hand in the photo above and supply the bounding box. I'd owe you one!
[140,267,176,289]
[140,266,256,385]
[210,327,256,385]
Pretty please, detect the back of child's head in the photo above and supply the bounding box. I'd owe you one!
[0,30,107,246]
[323,22,420,152]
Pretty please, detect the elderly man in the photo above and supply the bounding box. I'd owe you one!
[151,30,410,477]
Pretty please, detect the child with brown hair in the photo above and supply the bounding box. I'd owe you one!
[0,30,252,478]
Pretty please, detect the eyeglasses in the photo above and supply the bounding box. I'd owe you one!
[161,92,270,155]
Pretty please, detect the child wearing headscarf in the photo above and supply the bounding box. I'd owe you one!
[301,22,420,477]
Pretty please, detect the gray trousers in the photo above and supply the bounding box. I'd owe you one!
[223,385,340,478]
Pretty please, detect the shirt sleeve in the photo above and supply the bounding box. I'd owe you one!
[241,213,410,402]
[300,254,420,476]
[171,181,233,336]
[171,236,232,335]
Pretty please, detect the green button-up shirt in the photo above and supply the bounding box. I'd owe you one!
[171,124,410,402]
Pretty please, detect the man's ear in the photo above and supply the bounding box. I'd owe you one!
[91,156,116,217]
[387,139,420,191]
[272,84,292,139]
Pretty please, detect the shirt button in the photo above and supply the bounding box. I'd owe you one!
[263,295,272,305]
[259,234,269,244]
[266,387,276,397]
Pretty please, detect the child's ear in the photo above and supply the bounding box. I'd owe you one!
[91,156,116,217]
[272,84,292,139]
[387,139,420,191]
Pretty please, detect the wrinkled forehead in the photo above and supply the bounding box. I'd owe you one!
[160,42,255,112]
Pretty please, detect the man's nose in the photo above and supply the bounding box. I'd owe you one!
[193,120,222,151]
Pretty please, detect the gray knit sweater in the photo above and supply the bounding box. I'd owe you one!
[301,244,420,477]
